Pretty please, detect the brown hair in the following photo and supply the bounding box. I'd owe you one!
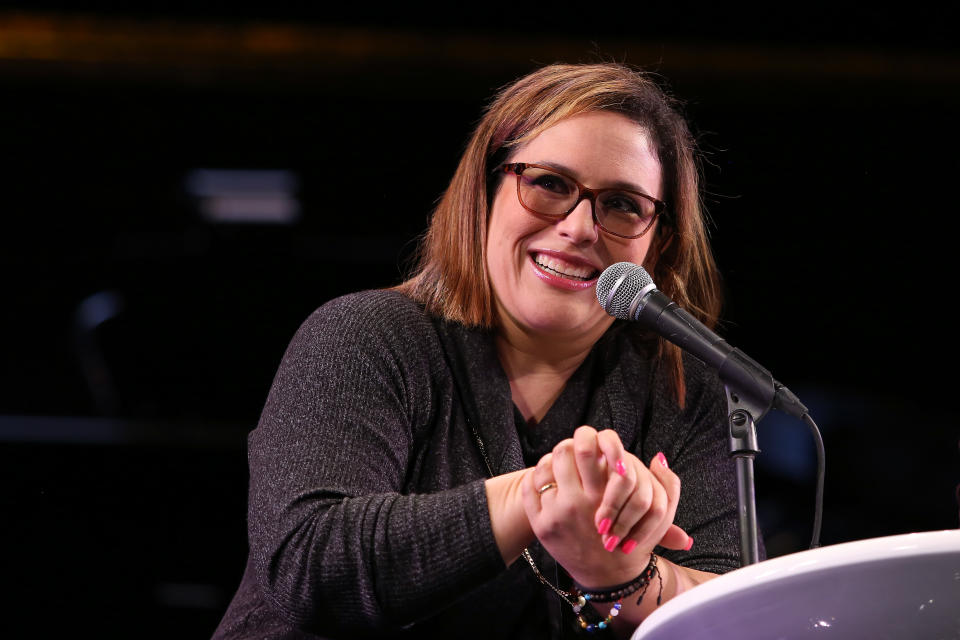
[395,62,722,404]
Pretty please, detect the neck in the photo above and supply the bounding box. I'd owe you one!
[495,315,610,423]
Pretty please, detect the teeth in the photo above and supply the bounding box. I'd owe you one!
[533,254,598,281]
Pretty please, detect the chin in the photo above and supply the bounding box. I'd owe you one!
[522,306,604,336]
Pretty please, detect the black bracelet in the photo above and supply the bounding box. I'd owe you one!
[576,553,663,605]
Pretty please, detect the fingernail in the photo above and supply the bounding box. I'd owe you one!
[684,536,694,551]
[604,535,621,552]
[656,452,668,469]
[597,518,612,535]
[615,460,626,476]
[621,539,638,555]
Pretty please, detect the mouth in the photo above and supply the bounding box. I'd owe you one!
[531,252,600,282]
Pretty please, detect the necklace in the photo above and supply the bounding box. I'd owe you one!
[466,414,577,603]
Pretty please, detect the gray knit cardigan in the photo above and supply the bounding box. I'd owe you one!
[212,290,742,640]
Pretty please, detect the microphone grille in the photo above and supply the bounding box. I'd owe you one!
[596,262,654,320]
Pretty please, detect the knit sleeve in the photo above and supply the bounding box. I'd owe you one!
[646,354,746,575]
[246,291,504,635]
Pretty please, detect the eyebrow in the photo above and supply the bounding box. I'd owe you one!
[534,160,655,197]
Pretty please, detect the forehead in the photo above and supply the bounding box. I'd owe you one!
[512,112,662,195]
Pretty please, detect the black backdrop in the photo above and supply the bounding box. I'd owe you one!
[2,6,959,638]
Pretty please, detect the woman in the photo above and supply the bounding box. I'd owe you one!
[212,62,741,639]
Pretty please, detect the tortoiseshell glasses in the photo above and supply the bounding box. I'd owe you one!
[501,162,666,239]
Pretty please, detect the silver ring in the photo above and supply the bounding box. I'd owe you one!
[538,482,557,495]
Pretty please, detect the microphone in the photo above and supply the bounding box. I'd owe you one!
[596,262,807,419]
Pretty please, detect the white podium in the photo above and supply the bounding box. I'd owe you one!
[633,530,960,640]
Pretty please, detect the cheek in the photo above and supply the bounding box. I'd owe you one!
[640,232,667,272]
[486,187,512,247]
[631,239,654,266]
[487,198,544,259]
[598,234,653,269]
[485,204,521,283]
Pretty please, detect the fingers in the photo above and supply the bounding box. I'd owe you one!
[649,452,680,512]
[646,452,692,551]
[615,451,690,553]
[528,429,692,557]
[613,462,666,553]
[534,428,601,493]
[532,453,555,501]
[551,439,585,496]
[523,453,553,507]
[595,429,628,479]
[522,454,555,525]
[602,457,657,551]
[572,426,606,500]
[593,430,635,538]
[658,524,693,551]
[523,444,588,547]
[592,448,689,555]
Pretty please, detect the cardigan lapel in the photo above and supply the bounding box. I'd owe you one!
[433,319,654,473]
[585,324,653,454]
[433,320,526,475]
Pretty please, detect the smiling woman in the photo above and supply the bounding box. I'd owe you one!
[398,63,721,405]
[487,113,661,339]
[485,112,667,423]
[212,62,740,640]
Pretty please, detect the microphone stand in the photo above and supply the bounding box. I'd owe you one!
[598,263,821,564]
[725,386,761,566]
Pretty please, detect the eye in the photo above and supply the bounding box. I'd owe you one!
[600,192,646,217]
[527,172,573,195]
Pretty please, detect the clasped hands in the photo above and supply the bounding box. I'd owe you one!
[521,426,691,589]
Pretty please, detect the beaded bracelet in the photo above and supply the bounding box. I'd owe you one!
[576,553,663,606]
[520,549,619,633]
[572,594,622,633]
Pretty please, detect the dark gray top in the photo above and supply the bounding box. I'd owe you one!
[212,290,741,640]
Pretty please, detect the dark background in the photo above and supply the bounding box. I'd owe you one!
[2,5,959,638]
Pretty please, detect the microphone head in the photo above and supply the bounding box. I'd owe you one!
[596,262,654,320]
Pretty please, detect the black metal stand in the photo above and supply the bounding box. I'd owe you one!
[726,386,761,566]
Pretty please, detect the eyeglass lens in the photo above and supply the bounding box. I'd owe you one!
[517,166,656,237]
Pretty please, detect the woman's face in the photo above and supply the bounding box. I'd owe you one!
[486,111,662,341]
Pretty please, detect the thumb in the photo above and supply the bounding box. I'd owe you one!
[657,524,694,551]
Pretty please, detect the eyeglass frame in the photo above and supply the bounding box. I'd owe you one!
[499,162,668,239]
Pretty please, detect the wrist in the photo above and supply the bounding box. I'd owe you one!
[485,469,535,565]
[574,553,662,605]
[567,544,656,590]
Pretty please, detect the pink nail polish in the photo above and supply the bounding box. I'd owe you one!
[597,518,612,535]
[604,535,621,552]
[684,536,694,551]
[621,539,638,555]
[656,452,668,469]
[615,460,626,476]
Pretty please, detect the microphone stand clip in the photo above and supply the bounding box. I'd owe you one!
[725,386,763,567]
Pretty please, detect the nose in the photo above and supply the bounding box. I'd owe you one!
[555,197,599,245]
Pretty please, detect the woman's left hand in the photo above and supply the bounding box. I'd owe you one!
[521,426,689,587]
